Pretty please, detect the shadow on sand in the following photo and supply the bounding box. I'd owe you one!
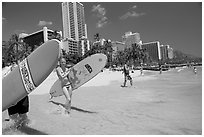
[2,125,48,135]
[18,126,48,135]
[49,100,98,114]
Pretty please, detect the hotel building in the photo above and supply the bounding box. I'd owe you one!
[62,2,87,40]
[160,45,174,61]
[141,41,161,63]
[79,36,91,56]
[167,46,174,59]
[20,27,62,51]
[122,31,141,48]
[61,2,88,55]
[160,45,169,61]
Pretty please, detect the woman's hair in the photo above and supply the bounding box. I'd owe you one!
[58,57,66,66]
[60,58,66,62]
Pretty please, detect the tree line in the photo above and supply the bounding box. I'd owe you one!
[4,32,177,69]
[2,33,150,68]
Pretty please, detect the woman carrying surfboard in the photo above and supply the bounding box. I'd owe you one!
[56,58,73,114]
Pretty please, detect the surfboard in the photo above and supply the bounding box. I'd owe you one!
[2,39,61,111]
[49,53,107,98]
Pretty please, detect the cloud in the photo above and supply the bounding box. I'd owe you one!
[120,5,145,20]
[14,29,26,34]
[38,20,53,26]
[2,17,6,23]
[96,17,108,28]
[2,17,7,25]
[120,11,145,20]
[92,4,106,17]
[92,4,108,28]
[131,5,137,9]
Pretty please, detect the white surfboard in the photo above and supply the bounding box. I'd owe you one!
[49,53,107,98]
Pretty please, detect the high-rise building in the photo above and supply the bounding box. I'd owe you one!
[62,38,79,55]
[62,2,87,41]
[160,45,174,60]
[160,45,169,61]
[20,27,62,51]
[79,37,91,56]
[111,41,126,60]
[61,2,88,55]
[167,46,174,59]
[122,31,140,48]
[141,41,161,63]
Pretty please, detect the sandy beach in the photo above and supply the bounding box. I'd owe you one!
[2,67,202,135]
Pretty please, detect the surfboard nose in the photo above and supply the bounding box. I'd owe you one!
[27,39,61,86]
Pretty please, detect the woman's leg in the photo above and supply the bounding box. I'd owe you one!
[129,76,133,86]
[18,96,30,125]
[123,75,127,86]
[62,86,72,113]
[67,86,72,113]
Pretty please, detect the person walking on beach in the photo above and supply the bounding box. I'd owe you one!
[56,58,73,114]
[159,65,162,74]
[122,63,133,87]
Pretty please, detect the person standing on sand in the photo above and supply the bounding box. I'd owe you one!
[56,58,73,114]
[122,63,133,87]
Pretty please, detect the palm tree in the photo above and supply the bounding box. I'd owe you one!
[5,34,27,64]
[94,33,101,41]
[2,41,12,66]
[119,43,149,67]
[115,50,126,66]
[104,40,113,67]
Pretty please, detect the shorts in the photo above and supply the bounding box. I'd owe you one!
[127,75,132,80]
[124,74,132,81]
[8,96,29,115]
[61,78,71,88]
[64,84,72,89]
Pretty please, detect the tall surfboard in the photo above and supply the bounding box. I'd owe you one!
[49,53,107,98]
[2,39,61,111]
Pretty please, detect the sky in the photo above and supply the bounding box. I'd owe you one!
[2,1,202,57]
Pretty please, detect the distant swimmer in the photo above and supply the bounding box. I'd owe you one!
[140,65,143,75]
[193,66,197,74]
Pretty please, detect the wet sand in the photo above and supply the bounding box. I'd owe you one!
[2,67,202,135]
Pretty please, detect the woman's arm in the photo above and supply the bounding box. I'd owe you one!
[56,67,69,80]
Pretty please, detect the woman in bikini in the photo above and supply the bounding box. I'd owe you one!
[56,58,72,114]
